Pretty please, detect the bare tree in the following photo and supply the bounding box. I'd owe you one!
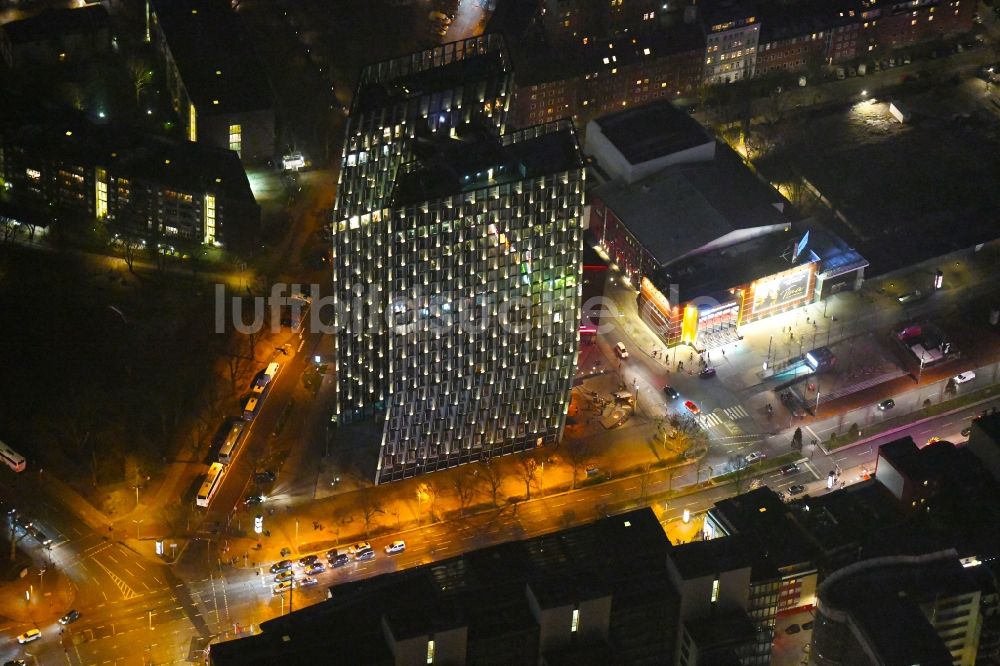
[564,439,592,489]
[516,455,538,501]
[127,58,154,107]
[356,488,384,538]
[120,233,145,273]
[728,455,751,495]
[478,458,504,507]
[451,468,478,517]
[1,218,19,243]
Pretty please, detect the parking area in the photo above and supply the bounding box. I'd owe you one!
[755,74,1000,273]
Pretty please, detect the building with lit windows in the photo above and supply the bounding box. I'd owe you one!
[585,100,866,350]
[700,0,760,84]
[0,5,111,68]
[207,509,682,665]
[0,99,259,250]
[332,36,586,483]
[150,0,275,165]
[812,550,988,666]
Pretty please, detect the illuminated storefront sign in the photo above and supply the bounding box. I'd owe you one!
[751,265,813,315]
[681,304,699,343]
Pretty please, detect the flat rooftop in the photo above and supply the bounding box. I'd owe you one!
[1,5,108,43]
[152,0,272,114]
[1,96,255,202]
[592,100,714,166]
[209,509,677,665]
[592,145,788,267]
[653,227,815,305]
[392,122,582,207]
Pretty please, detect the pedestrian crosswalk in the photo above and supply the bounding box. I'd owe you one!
[698,405,750,430]
[723,405,750,421]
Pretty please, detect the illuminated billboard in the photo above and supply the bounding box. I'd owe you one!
[751,266,813,315]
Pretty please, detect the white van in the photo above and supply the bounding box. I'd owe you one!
[615,342,629,359]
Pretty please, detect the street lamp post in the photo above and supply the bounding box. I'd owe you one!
[815,390,821,418]
[133,519,143,541]
[294,518,299,550]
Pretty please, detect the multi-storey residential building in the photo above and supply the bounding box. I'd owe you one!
[150,0,274,166]
[0,98,259,250]
[701,0,760,83]
[812,550,986,666]
[332,36,586,483]
[542,0,660,48]
[209,509,682,665]
[512,27,705,129]
[0,5,111,69]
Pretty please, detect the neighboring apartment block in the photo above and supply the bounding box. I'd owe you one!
[150,0,275,165]
[331,36,586,483]
[0,99,259,250]
[701,0,761,84]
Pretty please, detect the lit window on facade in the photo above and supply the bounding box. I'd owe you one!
[228,124,242,156]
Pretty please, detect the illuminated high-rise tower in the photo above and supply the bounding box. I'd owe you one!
[332,35,586,483]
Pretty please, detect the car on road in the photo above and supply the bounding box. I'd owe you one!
[802,621,814,630]
[744,451,766,464]
[614,342,629,359]
[298,577,319,587]
[273,570,294,583]
[329,553,350,568]
[4,659,27,666]
[25,523,51,546]
[58,609,81,625]
[779,463,800,475]
[350,541,372,554]
[305,563,325,575]
[355,549,375,562]
[663,386,680,400]
[953,372,976,384]
[269,560,293,574]
[255,470,276,484]
[785,624,801,635]
[384,540,406,554]
[961,426,973,437]
[16,629,40,644]
[298,554,319,568]
[878,398,895,411]
[243,494,264,506]
[272,581,294,595]
[699,367,717,378]
[684,400,700,415]
[787,484,805,495]
[897,290,922,304]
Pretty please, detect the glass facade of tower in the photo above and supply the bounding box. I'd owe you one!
[332,35,586,483]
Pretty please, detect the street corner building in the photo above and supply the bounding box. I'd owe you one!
[584,99,867,352]
[330,35,587,483]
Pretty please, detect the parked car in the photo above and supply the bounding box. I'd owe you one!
[615,342,629,359]
[787,484,805,495]
[297,554,319,568]
[305,563,325,575]
[663,386,680,400]
[298,576,319,587]
[355,549,375,562]
[684,400,700,415]
[779,463,800,475]
[272,581,294,595]
[953,372,976,384]
[878,398,895,411]
[329,553,350,568]
[384,540,406,554]
[269,560,293,574]
[785,624,801,635]
[744,451,766,464]
[273,570,294,583]
[58,609,81,625]
[897,290,923,304]
[16,629,40,644]
[699,367,717,378]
